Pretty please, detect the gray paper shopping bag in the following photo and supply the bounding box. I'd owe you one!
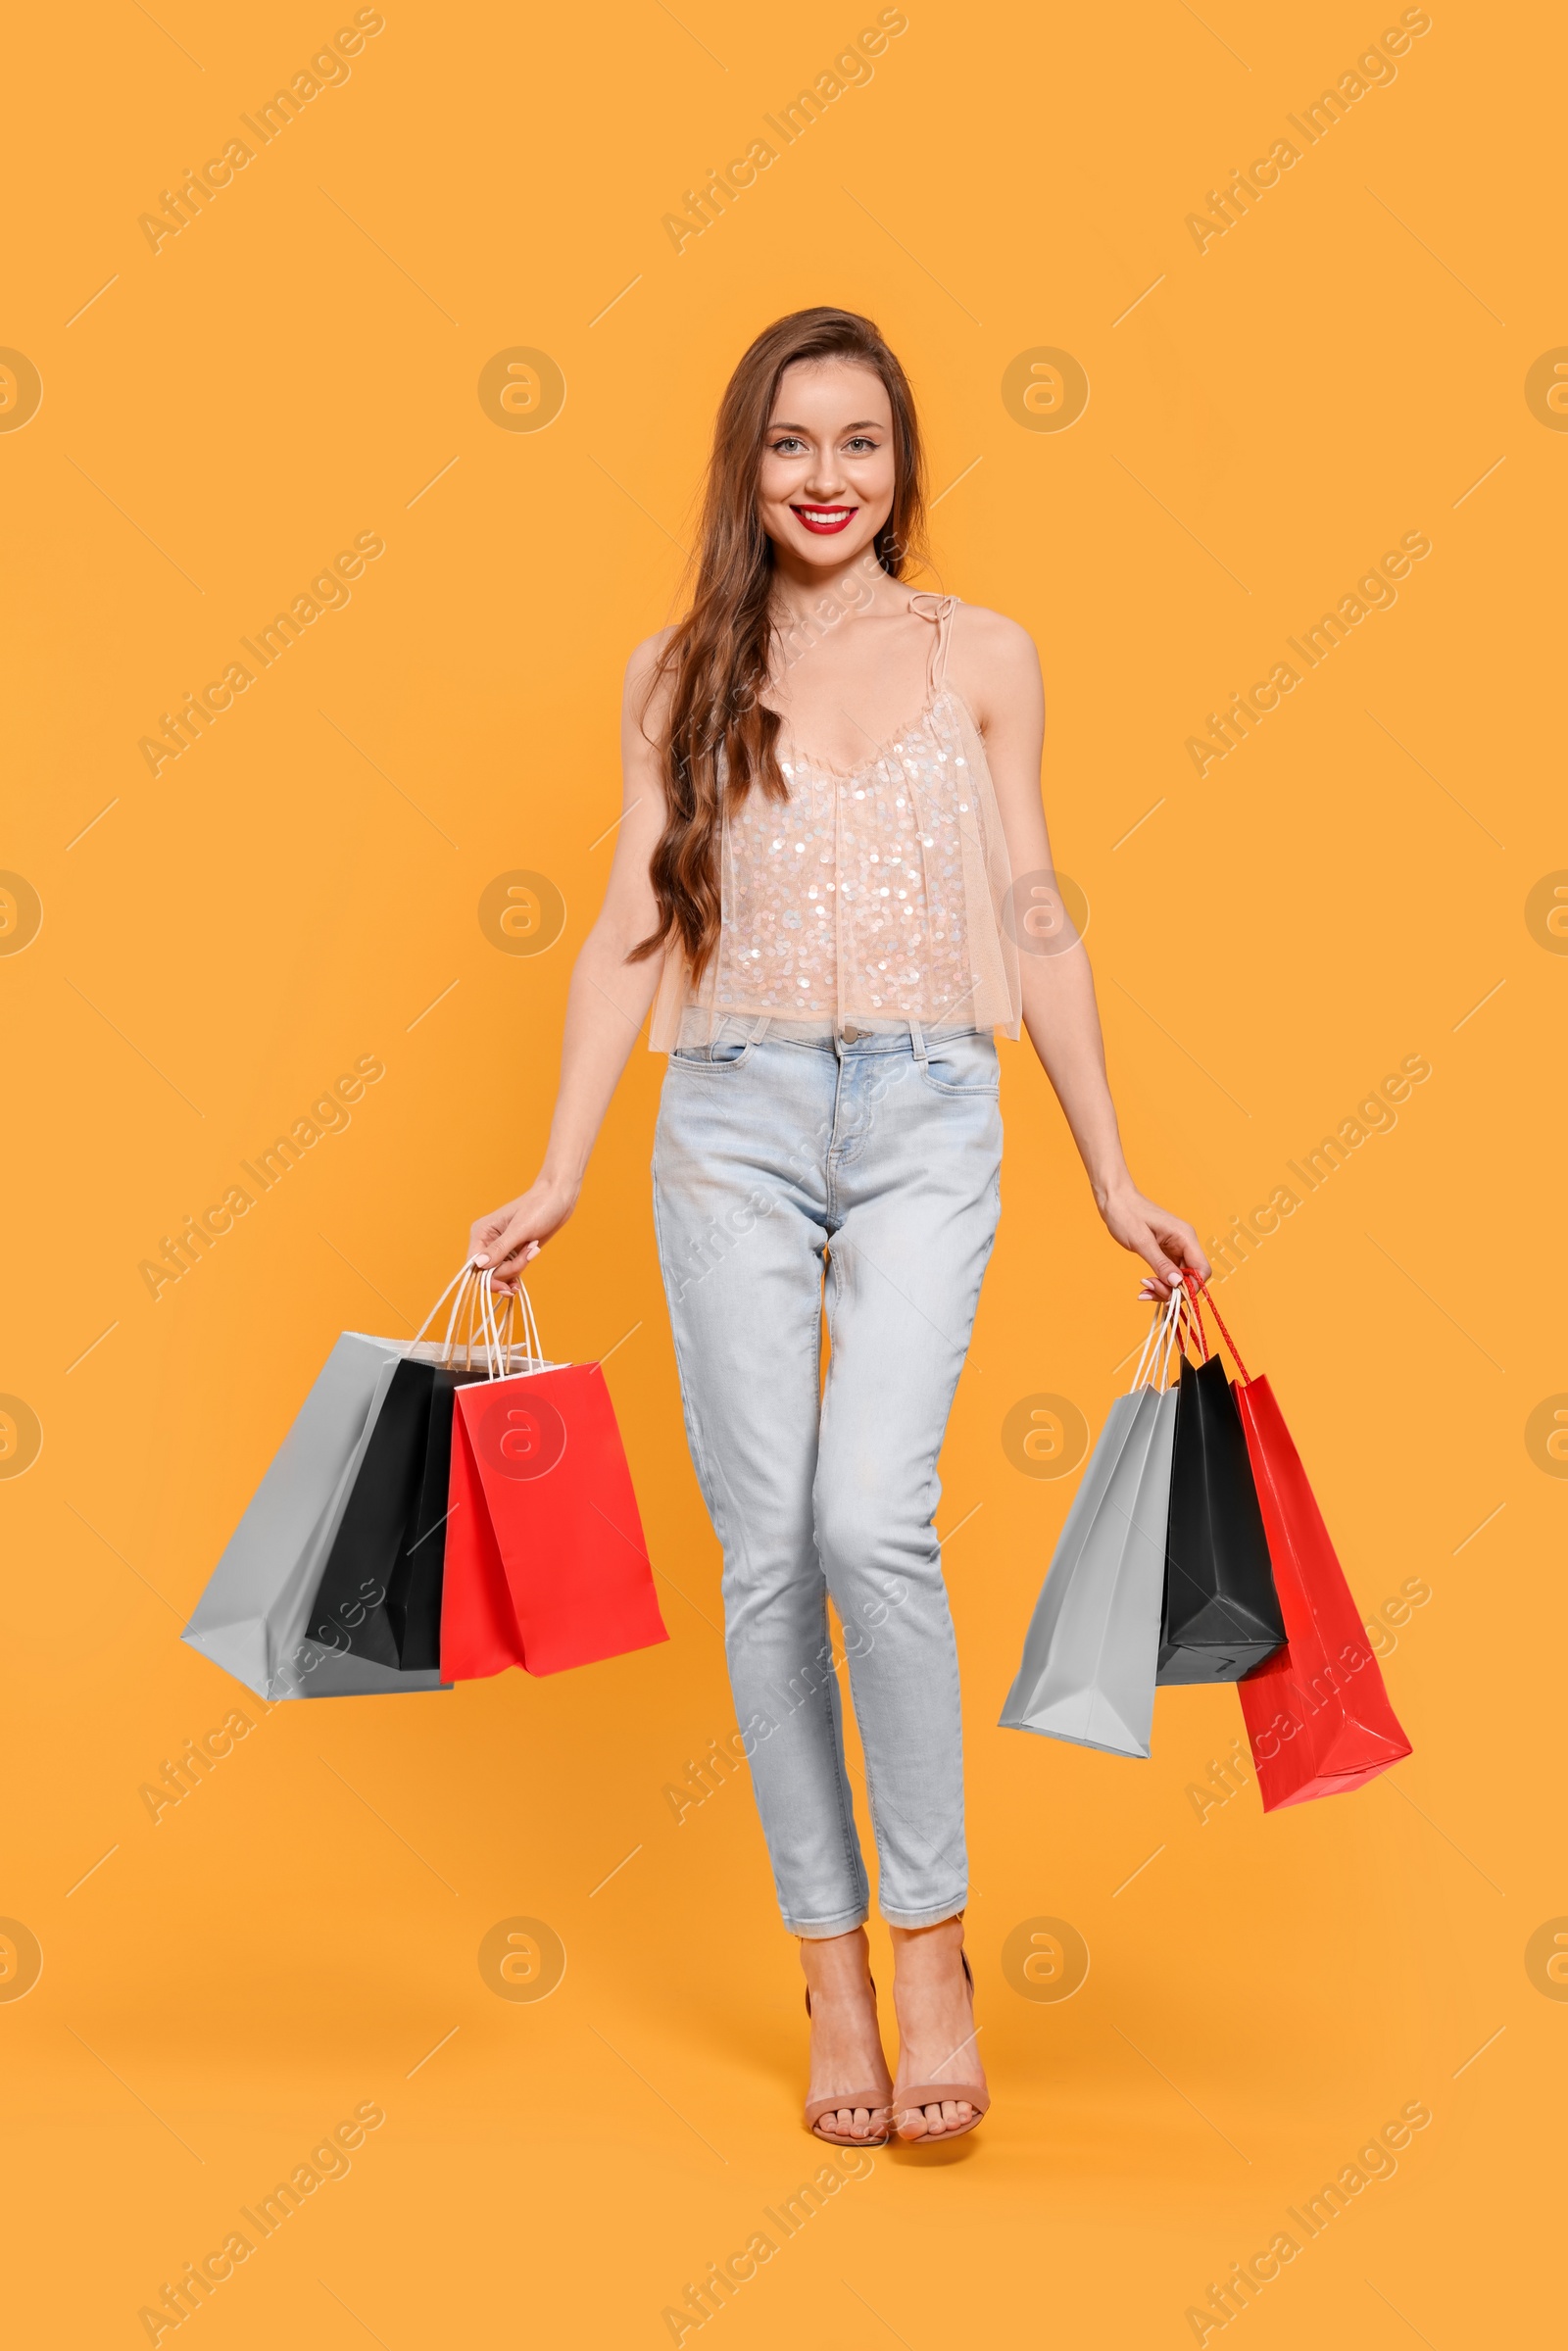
[182,1332,426,1700]
[1000,1295,1182,1757]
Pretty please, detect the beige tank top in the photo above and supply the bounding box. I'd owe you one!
[649,594,1022,1051]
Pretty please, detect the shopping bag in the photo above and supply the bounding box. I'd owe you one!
[184,1267,501,1700]
[441,1274,669,1680]
[183,1333,420,1700]
[1185,1275,1412,1807]
[1000,1293,1183,1755]
[307,1359,478,1671]
[1157,1288,1287,1683]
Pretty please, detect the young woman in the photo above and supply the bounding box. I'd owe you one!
[471,309,1206,2147]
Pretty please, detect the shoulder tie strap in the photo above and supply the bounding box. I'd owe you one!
[908,591,960,696]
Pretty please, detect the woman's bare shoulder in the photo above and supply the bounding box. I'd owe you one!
[626,623,678,675]
[948,601,1043,722]
[951,599,1038,665]
[623,625,679,731]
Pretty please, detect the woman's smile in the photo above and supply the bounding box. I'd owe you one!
[791,503,858,534]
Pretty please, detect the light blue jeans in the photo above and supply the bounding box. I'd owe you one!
[652,1017,1003,1935]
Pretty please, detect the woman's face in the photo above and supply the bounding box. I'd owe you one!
[758,359,897,575]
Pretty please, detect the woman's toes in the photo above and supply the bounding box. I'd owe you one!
[830,2106,878,2141]
[898,2097,975,2138]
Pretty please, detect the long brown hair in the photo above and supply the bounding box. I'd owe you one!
[630,307,928,981]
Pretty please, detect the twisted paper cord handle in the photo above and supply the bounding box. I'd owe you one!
[1183,1267,1251,1384]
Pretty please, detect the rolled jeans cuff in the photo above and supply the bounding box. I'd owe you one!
[879,1892,968,1931]
[787,1904,871,1938]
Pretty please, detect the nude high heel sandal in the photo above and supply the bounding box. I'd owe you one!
[803,1984,894,2146]
[894,1951,989,2143]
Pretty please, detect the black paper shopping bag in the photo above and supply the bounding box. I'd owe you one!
[307,1358,478,1671]
[383,1363,468,1668]
[1156,1351,1286,1684]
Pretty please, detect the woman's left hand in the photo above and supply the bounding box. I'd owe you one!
[1099,1183,1209,1300]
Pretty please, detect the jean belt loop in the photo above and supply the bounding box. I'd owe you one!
[909,1016,927,1065]
[750,1013,771,1048]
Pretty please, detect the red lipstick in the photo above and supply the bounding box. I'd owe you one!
[790,504,857,535]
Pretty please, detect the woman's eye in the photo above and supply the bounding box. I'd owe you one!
[771,436,806,455]
[845,437,877,453]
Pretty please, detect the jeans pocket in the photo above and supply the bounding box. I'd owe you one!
[670,1036,754,1070]
[918,1034,1000,1097]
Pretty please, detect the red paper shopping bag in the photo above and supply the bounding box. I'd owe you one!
[1185,1276,1411,1809]
[441,1361,668,1679]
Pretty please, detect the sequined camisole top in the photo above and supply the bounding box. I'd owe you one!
[648,594,1022,1052]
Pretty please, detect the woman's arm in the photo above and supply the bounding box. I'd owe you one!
[958,608,1208,1300]
[470,634,673,1293]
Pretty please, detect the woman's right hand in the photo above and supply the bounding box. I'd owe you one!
[468,1174,580,1295]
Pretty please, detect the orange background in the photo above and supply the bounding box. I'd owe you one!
[4,0,1563,2342]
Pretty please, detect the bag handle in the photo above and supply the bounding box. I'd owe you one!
[411,1262,479,1355]
[501,1268,543,1370]
[1175,1287,1202,1370]
[1159,1290,1190,1387]
[475,1266,544,1379]
[1174,1286,1211,1377]
[477,1269,513,1377]
[410,1260,545,1374]
[444,1266,494,1368]
[1182,1268,1251,1384]
[1183,1279,1209,1362]
[1131,1288,1184,1392]
[475,1272,508,1377]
